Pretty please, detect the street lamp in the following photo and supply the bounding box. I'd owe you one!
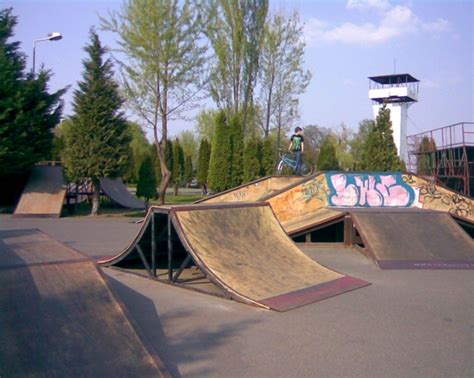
[32,32,63,75]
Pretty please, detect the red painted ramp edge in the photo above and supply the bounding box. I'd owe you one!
[259,276,370,312]
[378,260,474,270]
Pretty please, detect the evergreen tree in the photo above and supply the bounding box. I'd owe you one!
[136,155,157,209]
[260,138,275,175]
[172,139,185,195]
[197,139,211,193]
[165,139,174,176]
[360,106,405,171]
[208,111,232,192]
[243,138,261,182]
[317,136,340,170]
[123,122,150,184]
[63,29,130,215]
[0,8,65,176]
[184,154,193,186]
[417,136,437,175]
[229,114,244,187]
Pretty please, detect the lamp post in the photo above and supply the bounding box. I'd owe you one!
[32,32,62,76]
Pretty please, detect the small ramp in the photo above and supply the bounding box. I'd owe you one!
[350,210,474,269]
[100,203,369,311]
[14,165,66,217]
[100,177,145,209]
[0,229,168,377]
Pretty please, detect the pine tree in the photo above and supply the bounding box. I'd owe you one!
[136,155,157,209]
[172,139,185,195]
[184,154,193,187]
[317,136,340,170]
[63,29,130,215]
[261,138,275,175]
[197,139,211,193]
[229,113,244,187]
[243,138,261,182]
[360,106,405,171]
[0,8,65,176]
[149,144,162,186]
[208,111,232,192]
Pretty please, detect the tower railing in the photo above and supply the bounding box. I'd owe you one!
[407,122,474,196]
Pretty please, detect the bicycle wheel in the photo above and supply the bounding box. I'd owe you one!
[300,163,313,176]
[275,160,284,175]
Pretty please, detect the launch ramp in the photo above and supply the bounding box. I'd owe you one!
[14,165,66,217]
[100,177,145,209]
[100,203,369,311]
[0,229,168,377]
[351,210,474,269]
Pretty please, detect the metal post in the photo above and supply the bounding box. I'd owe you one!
[151,211,156,277]
[167,215,173,281]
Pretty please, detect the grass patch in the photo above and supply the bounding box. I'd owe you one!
[159,193,204,204]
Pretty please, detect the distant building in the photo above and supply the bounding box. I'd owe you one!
[368,73,419,164]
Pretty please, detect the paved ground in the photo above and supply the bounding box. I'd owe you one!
[1,214,473,377]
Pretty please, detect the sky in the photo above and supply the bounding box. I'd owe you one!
[3,0,473,139]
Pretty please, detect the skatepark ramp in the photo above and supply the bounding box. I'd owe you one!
[196,176,304,204]
[100,177,145,209]
[99,203,370,311]
[14,165,66,218]
[348,209,474,269]
[0,229,168,377]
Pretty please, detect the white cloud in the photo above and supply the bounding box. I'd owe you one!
[304,3,450,46]
[347,0,390,11]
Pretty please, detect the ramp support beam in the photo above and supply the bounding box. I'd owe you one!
[172,255,192,283]
[151,212,156,277]
[168,216,173,281]
[344,215,354,247]
[136,244,153,277]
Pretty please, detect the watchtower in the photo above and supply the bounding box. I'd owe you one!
[368,73,419,163]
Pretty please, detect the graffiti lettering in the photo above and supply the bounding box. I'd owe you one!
[301,179,328,202]
[326,173,415,208]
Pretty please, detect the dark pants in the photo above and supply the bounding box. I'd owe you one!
[293,150,302,175]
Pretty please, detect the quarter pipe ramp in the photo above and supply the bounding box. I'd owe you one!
[0,229,168,377]
[100,203,369,311]
[13,165,66,218]
[100,177,145,209]
[350,209,474,269]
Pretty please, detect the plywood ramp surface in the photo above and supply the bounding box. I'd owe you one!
[0,229,168,377]
[282,208,344,235]
[352,211,474,269]
[173,205,369,311]
[199,176,303,204]
[100,177,145,209]
[14,166,66,217]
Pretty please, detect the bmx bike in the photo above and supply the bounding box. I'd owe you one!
[276,150,313,177]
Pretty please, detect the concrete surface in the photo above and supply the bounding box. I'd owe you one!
[0,214,472,377]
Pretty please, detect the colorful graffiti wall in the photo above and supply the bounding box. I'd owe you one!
[326,173,416,208]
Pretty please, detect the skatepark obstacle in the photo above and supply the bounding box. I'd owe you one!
[99,203,370,311]
[0,229,168,377]
[14,164,145,217]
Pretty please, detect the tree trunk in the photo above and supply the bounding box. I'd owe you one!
[174,182,179,196]
[91,177,100,216]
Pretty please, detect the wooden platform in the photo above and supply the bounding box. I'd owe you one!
[0,229,168,377]
[13,166,66,217]
[351,210,474,269]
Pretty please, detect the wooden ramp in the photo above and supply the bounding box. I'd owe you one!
[350,210,474,269]
[100,177,145,209]
[0,229,168,377]
[14,165,66,217]
[100,203,369,311]
[197,176,304,204]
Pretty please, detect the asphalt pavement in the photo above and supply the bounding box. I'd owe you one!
[1,214,472,377]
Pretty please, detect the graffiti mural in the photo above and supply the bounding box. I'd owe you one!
[301,178,329,202]
[326,173,416,208]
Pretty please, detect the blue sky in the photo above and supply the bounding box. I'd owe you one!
[3,0,473,138]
